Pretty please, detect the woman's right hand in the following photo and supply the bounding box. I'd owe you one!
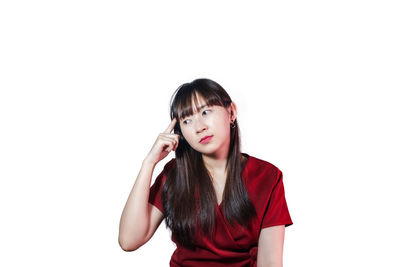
[144,117,180,165]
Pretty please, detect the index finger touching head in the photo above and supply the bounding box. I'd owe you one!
[164,117,178,133]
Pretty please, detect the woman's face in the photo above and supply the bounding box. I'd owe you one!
[179,95,237,156]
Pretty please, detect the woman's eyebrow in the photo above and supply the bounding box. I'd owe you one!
[195,104,208,110]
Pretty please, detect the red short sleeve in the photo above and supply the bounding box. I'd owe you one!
[261,168,293,228]
[148,158,175,214]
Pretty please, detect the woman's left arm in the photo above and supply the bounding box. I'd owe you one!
[257,225,285,267]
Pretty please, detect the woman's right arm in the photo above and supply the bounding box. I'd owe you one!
[118,159,162,251]
[118,118,179,251]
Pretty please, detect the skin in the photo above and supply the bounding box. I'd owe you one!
[257,225,285,267]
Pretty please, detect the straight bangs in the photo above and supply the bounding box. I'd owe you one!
[170,84,230,123]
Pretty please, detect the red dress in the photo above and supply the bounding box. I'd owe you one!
[148,153,293,267]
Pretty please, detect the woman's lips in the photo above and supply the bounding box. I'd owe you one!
[199,135,213,144]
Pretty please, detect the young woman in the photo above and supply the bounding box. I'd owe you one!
[119,78,293,266]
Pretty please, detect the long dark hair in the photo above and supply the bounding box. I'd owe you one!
[161,78,257,250]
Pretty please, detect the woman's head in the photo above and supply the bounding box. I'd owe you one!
[169,78,239,157]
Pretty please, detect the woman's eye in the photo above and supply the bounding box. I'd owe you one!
[182,110,211,124]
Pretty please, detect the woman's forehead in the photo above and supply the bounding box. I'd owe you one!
[176,91,226,120]
[184,93,208,113]
[178,95,208,120]
[191,92,207,109]
[191,99,208,112]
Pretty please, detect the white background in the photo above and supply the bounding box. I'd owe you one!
[1,0,399,266]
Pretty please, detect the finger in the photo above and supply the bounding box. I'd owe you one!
[164,117,178,134]
[159,135,177,146]
[161,133,180,142]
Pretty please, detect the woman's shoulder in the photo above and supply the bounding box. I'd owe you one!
[163,157,176,171]
[245,153,282,179]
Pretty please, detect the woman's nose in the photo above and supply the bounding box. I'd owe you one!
[195,118,207,133]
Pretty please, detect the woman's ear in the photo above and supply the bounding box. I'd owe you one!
[229,101,238,121]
